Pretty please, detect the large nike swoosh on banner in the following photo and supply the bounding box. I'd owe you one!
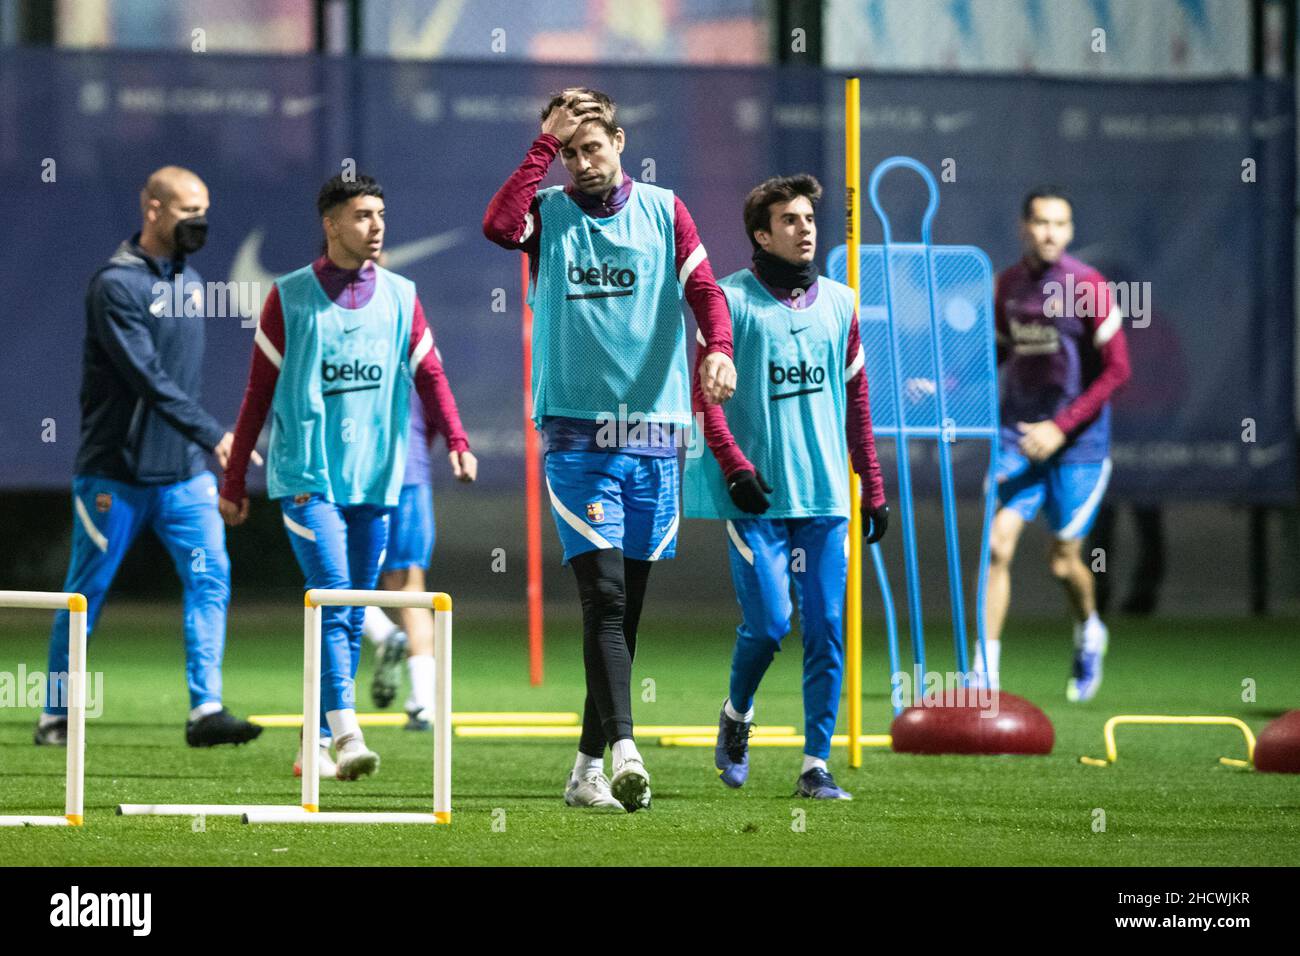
[228,227,466,318]
[1069,242,1105,263]
[1248,442,1290,469]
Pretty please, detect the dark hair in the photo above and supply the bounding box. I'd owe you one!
[742,174,823,250]
[540,87,619,140]
[1021,185,1072,220]
[317,173,384,217]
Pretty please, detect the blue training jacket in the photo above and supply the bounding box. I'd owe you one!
[74,234,225,485]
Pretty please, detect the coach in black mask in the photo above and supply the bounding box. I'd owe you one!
[36,166,262,750]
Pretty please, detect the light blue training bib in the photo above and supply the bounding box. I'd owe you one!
[529,182,692,427]
[268,264,415,507]
[684,269,855,520]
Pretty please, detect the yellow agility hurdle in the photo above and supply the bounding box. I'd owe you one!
[1079,715,1256,768]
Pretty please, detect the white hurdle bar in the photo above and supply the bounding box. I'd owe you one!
[120,589,452,824]
[0,591,87,827]
[242,588,452,825]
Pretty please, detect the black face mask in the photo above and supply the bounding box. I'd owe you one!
[752,247,819,292]
[173,216,208,256]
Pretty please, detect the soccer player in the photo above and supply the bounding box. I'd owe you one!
[483,88,736,812]
[37,166,262,749]
[219,173,475,780]
[361,388,441,730]
[683,174,888,800]
[978,187,1130,701]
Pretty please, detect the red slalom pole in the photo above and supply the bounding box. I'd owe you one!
[521,253,544,685]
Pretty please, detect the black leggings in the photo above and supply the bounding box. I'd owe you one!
[570,549,652,758]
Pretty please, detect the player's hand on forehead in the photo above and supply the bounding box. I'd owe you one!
[543,90,605,144]
[561,87,599,108]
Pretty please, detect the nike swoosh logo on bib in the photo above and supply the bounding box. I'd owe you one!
[228,226,466,319]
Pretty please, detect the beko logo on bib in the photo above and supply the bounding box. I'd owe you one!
[769,360,825,386]
[566,260,636,299]
[769,360,826,400]
[323,337,388,394]
[322,359,383,384]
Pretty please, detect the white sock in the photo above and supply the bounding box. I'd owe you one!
[325,708,361,742]
[612,738,642,766]
[723,698,754,723]
[189,701,222,721]
[974,639,1001,677]
[801,755,827,774]
[572,751,603,778]
[1082,612,1106,651]
[38,713,63,728]
[407,654,435,714]
[362,606,399,647]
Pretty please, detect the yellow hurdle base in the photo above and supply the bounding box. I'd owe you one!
[457,725,798,739]
[659,734,892,748]
[250,711,579,728]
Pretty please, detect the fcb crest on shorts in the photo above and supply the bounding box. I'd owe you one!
[95,493,112,513]
[586,501,605,524]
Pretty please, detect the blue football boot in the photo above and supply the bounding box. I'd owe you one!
[1067,622,1108,703]
[795,767,852,800]
[714,705,752,788]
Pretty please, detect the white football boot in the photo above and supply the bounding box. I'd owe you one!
[563,769,624,811]
[610,757,652,812]
[333,733,380,780]
[293,741,338,779]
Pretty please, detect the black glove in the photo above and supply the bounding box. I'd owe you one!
[727,469,773,515]
[864,503,889,544]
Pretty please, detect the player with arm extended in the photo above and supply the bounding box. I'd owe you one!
[483,87,736,812]
[978,186,1131,701]
[219,173,476,780]
[683,174,887,799]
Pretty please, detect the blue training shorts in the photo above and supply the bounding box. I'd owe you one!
[544,451,679,564]
[996,448,1112,540]
[381,482,435,574]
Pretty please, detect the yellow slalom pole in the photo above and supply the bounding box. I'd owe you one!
[845,77,863,770]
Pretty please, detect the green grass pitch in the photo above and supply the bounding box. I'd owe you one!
[2,602,1298,866]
